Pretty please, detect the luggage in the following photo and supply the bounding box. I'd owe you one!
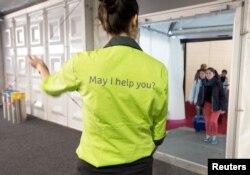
[192,115,205,132]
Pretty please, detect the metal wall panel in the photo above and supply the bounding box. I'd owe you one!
[3,21,16,90]
[67,1,84,130]
[0,23,5,91]
[29,10,46,119]
[46,4,68,126]
[2,0,93,130]
[14,16,31,114]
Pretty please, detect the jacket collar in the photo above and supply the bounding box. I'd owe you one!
[104,36,142,51]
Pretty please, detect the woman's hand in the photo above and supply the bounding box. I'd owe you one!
[28,55,44,69]
[28,55,50,79]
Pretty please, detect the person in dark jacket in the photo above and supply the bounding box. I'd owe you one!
[220,69,229,95]
[197,67,227,144]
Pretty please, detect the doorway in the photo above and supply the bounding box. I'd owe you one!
[184,39,232,101]
[138,1,242,173]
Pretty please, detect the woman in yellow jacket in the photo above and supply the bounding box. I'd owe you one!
[29,0,168,174]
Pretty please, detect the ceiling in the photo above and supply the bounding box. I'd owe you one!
[0,0,47,16]
[0,0,219,16]
[140,10,235,40]
[0,0,234,40]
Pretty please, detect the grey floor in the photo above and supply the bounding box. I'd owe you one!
[0,111,81,175]
[158,127,226,166]
[0,107,225,175]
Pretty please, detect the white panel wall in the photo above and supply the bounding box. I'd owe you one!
[14,15,31,114]
[0,23,4,92]
[2,0,94,131]
[2,20,15,91]
[46,4,68,126]
[29,10,46,120]
[67,1,86,131]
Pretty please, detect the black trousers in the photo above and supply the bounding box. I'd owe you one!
[77,156,153,175]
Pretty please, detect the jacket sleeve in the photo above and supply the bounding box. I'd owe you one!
[196,84,204,107]
[40,56,81,96]
[188,81,196,103]
[225,77,229,88]
[219,83,228,111]
[152,66,168,146]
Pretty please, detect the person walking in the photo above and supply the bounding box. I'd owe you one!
[28,0,168,174]
[194,63,207,80]
[197,67,227,144]
[220,69,229,95]
[188,68,206,116]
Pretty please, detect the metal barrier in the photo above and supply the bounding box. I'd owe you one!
[2,90,26,124]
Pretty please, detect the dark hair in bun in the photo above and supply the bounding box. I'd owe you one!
[98,0,139,35]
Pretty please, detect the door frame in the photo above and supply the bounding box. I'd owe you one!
[139,0,244,159]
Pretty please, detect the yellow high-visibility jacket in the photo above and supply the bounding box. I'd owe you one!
[40,36,168,167]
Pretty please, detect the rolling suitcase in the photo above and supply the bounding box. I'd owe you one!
[192,115,205,132]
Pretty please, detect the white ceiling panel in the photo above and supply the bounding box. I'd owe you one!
[140,10,234,39]
[0,0,47,15]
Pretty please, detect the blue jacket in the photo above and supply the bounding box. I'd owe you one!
[188,79,202,104]
[197,77,227,111]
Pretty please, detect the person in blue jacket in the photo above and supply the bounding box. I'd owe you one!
[189,68,206,116]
